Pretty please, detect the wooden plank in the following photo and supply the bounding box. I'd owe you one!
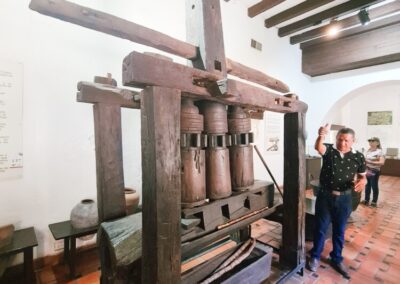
[122,51,307,113]
[181,245,237,284]
[181,202,281,258]
[181,240,237,273]
[278,0,384,37]
[226,58,289,93]
[280,112,306,268]
[301,22,400,76]
[93,104,125,222]
[248,0,286,18]
[29,0,197,59]
[29,0,289,92]
[141,86,181,283]
[77,81,140,108]
[291,1,400,44]
[265,0,334,28]
[300,13,400,48]
[186,0,226,76]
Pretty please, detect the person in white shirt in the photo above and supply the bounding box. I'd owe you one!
[362,137,385,207]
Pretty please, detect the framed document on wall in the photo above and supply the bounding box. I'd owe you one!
[367,111,392,125]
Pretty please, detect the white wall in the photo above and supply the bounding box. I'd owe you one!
[0,0,399,262]
[322,80,400,152]
[304,63,400,154]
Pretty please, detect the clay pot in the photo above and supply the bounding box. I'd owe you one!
[124,188,140,215]
[70,199,98,240]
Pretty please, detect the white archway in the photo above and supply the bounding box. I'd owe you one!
[322,80,400,152]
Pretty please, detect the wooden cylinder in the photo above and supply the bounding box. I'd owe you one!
[181,99,204,133]
[200,102,228,134]
[181,99,206,208]
[230,145,254,190]
[228,106,251,134]
[227,106,254,190]
[206,148,232,200]
[181,148,207,208]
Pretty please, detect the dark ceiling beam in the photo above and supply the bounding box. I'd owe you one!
[278,0,385,37]
[265,0,334,28]
[301,21,400,76]
[291,1,400,44]
[300,13,400,48]
[248,0,286,18]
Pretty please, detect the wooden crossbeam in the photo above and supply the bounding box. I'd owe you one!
[265,0,334,28]
[122,52,307,113]
[226,59,289,93]
[29,0,289,93]
[248,0,286,18]
[77,81,140,108]
[301,21,400,76]
[30,0,197,59]
[300,13,400,48]
[278,0,385,37]
[291,1,400,44]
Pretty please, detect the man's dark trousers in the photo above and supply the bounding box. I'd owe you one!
[310,189,352,263]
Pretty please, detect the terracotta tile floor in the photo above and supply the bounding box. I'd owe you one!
[34,247,100,284]
[17,175,400,283]
[287,175,400,283]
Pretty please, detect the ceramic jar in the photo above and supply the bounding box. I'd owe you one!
[70,199,98,240]
[124,188,140,215]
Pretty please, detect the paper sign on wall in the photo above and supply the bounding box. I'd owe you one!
[0,60,23,180]
[264,112,283,155]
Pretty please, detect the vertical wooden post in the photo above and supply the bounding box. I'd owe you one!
[93,103,126,222]
[186,0,227,76]
[281,112,306,268]
[141,86,181,283]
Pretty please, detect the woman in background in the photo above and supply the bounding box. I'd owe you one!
[362,137,385,207]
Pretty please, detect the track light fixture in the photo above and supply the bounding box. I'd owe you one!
[358,8,370,26]
[327,18,340,37]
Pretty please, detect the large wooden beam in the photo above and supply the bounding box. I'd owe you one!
[186,0,226,76]
[225,81,307,114]
[122,52,307,113]
[93,103,125,222]
[29,0,197,59]
[281,112,306,269]
[226,58,289,93]
[300,13,400,48]
[77,81,140,108]
[291,1,400,44]
[301,21,400,76]
[248,0,286,18]
[29,0,289,93]
[265,0,334,28]
[141,86,181,283]
[278,0,384,37]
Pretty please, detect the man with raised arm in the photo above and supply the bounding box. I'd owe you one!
[307,124,367,279]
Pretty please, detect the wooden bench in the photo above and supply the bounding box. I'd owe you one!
[48,220,97,278]
[0,227,38,284]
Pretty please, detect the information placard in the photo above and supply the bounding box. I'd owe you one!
[0,60,23,180]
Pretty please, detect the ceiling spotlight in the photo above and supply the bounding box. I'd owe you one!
[327,25,339,37]
[327,18,340,37]
[358,8,370,26]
